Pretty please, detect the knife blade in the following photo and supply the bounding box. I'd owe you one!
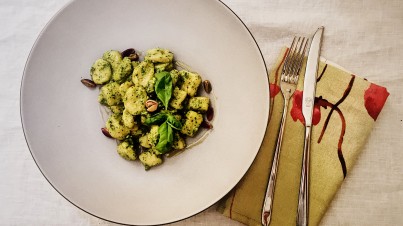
[297,26,324,226]
[302,27,324,126]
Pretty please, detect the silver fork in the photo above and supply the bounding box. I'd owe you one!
[262,36,309,226]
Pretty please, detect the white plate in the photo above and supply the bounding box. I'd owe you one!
[21,0,269,225]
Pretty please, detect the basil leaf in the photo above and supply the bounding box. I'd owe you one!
[166,115,182,130]
[144,113,168,126]
[154,71,173,110]
[156,121,174,154]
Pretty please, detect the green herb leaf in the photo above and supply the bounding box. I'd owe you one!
[166,115,182,130]
[156,121,174,154]
[154,71,173,110]
[144,113,168,126]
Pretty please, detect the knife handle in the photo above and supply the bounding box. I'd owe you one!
[297,126,311,226]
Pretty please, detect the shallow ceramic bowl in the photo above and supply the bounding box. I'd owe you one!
[21,0,269,225]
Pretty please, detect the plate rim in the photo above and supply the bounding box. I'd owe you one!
[20,0,270,225]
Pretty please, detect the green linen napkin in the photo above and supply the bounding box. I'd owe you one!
[217,48,389,226]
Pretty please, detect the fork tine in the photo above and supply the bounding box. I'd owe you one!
[282,36,297,75]
[282,37,299,82]
[290,37,304,77]
[281,36,309,84]
[289,37,301,72]
[295,37,309,75]
[289,37,308,83]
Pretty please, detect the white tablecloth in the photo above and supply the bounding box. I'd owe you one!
[1,0,402,225]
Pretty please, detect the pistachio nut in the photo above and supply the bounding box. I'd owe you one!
[101,127,112,138]
[121,48,139,61]
[81,79,97,88]
[206,106,214,121]
[201,120,213,129]
[203,80,212,93]
[145,100,158,112]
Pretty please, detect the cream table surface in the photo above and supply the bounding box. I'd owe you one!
[1,0,402,225]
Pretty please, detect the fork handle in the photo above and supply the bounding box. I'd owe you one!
[261,98,290,226]
[296,126,312,226]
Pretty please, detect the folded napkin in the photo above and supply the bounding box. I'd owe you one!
[217,48,389,226]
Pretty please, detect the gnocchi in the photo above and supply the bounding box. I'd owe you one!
[85,48,213,170]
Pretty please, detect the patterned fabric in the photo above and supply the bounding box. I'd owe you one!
[217,48,389,226]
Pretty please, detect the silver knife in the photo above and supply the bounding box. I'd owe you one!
[296,26,324,226]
